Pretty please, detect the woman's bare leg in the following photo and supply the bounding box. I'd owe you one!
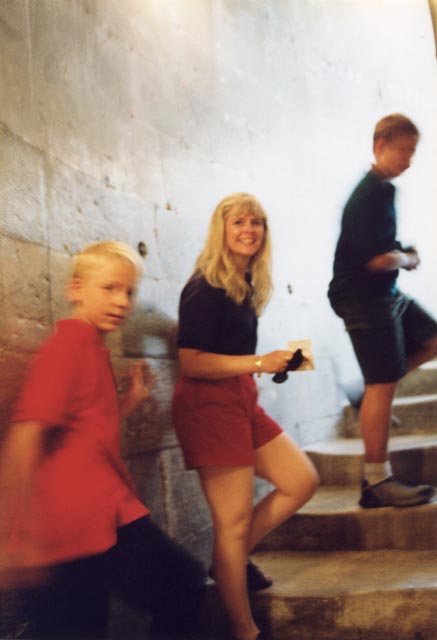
[249,432,319,550]
[198,465,259,640]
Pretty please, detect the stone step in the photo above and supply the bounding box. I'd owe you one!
[396,359,437,397]
[202,550,437,640]
[339,394,437,437]
[305,434,437,485]
[256,485,437,551]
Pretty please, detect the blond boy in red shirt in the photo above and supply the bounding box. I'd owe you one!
[0,241,205,639]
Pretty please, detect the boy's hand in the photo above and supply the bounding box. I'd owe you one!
[119,361,156,418]
[129,362,152,403]
[403,248,420,271]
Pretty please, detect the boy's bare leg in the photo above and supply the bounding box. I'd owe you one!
[359,381,434,507]
[360,382,396,463]
[407,334,437,372]
[360,334,437,464]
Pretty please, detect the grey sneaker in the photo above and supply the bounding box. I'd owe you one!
[359,476,435,508]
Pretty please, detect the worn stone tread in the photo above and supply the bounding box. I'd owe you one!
[250,550,437,639]
[306,433,437,455]
[256,486,437,551]
[305,435,437,485]
[299,484,437,514]
[204,550,437,639]
[340,394,437,438]
[252,549,437,596]
[396,360,437,397]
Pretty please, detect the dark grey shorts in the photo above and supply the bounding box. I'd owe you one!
[330,292,437,384]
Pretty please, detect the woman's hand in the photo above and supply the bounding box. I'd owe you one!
[258,350,293,374]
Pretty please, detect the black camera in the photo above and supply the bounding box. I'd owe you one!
[272,349,304,384]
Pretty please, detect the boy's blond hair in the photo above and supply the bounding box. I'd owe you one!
[72,241,144,280]
[373,113,419,146]
[194,193,272,316]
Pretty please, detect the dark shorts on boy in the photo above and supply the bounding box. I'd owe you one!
[330,292,437,384]
[172,374,283,469]
[18,516,205,639]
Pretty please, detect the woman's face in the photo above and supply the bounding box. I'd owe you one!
[224,208,265,267]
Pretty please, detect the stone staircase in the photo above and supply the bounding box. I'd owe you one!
[205,361,437,639]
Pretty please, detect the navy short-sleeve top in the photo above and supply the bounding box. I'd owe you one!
[328,170,401,300]
[177,274,258,355]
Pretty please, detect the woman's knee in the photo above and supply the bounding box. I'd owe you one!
[213,509,253,542]
[279,456,319,502]
[301,460,319,499]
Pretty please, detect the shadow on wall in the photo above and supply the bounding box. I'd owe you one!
[116,304,181,457]
[121,303,178,360]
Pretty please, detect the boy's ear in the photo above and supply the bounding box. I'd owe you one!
[373,137,387,156]
[66,277,83,304]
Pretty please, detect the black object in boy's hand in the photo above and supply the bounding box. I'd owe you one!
[272,349,304,384]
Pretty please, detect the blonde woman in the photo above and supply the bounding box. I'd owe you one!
[172,193,318,640]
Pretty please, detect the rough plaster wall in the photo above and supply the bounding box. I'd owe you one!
[1,0,437,564]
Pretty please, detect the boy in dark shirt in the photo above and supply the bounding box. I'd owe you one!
[328,114,437,508]
[0,241,205,639]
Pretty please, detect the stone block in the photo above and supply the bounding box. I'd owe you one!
[125,446,211,564]
[123,450,166,529]
[48,248,73,322]
[0,126,47,244]
[26,2,168,203]
[29,1,126,179]
[0,4,47,148]
[158,446,212,563]
[45,157,143,253]
[0,237,52,354]
[45,156,168,282]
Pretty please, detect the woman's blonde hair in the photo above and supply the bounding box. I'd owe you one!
[72,241,144,280]
[194,193,272,315]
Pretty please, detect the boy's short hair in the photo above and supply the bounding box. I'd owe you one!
[373,113,419,145]
[72,241,144,279]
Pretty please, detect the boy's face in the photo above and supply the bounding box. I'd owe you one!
[373,134,418,179]
[69,258,138,335]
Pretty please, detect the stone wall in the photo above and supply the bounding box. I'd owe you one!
[1,0,437,564]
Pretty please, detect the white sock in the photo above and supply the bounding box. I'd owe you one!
[364,461,392,486]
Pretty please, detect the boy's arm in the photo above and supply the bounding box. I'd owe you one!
[366,248,420,273]
[0,422,42,543]
[0,421,43,583]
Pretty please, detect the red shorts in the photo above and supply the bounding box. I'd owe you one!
[171,374,283,469]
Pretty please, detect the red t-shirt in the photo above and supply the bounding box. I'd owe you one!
[9,318,148,567]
